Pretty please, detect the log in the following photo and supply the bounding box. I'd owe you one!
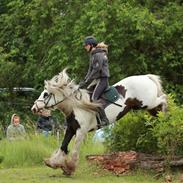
[86,151,183,175]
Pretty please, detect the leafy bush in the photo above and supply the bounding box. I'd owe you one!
[0,0,182,134]
[152,96,183,157]
[104,111,158,154]
[104,95,183,157]
[0,0,182,104]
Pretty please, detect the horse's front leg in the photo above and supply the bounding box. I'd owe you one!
[44,126,74,170]
[65,128,87,174]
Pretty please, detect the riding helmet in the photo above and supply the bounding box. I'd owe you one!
[84,36,98,47]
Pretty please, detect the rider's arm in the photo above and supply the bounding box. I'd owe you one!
[85,54,103,83]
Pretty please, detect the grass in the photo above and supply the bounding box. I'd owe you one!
[0,133,180,182]
[0,165,165,183]
[0,135,58,168]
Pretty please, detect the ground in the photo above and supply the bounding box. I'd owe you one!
[0,166,164,183]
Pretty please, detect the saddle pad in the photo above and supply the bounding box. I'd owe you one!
[103,86,119,103]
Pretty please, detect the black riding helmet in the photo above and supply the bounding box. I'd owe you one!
[84,36,98,47]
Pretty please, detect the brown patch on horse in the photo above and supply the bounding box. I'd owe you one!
[116,98,146,121]
[116,106,130,120]
[125,98,144,110]
[148,105,162,116]
[115,85,127,98]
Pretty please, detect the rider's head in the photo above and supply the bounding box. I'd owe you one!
[84,36,97,52]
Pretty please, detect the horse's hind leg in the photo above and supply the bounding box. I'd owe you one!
[148,94,167,115]
[159,94,168,112]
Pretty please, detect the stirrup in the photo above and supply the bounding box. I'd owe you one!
[100,118,109,126]
[96,114,109,128]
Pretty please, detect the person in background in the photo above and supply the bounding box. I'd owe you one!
[6,114,26,141]
[36,110,54,137]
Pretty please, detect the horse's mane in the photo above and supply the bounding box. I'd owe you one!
[48,69,100,112]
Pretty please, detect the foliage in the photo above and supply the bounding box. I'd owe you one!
[0,0,182,154]
[104,96,183,157]
[152,96,183,157]
[0,0,182,90]
[104,111,158,154]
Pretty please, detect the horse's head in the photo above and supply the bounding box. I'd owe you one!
[31,69,74,114]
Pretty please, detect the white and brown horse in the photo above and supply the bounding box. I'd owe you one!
[31,69,167,175]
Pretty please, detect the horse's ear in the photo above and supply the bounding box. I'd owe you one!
[44,80,49,86]
[45,80,56,93]
[57,68,70,87]
[59,72,63,78]
[68,79,75,87]
[63,68,68,74]
[59,68,68,77]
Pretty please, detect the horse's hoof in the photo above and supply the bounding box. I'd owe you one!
[62,167,72,176]
[61,160,76,176]
[65,160,76,172]
[44,159,57,169]
[62,170,72,176]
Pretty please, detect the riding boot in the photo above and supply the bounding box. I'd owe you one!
[97,107,109,127]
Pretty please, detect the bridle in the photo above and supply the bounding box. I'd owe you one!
[34,92,67,111]
[34,87,82,112]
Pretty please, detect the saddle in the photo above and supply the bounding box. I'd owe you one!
[89,86,121,108]
[102,86,119,103]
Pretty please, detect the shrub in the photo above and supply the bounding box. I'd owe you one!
[104,95,183,157]
[152,96,183,157]
[104,111,158,154]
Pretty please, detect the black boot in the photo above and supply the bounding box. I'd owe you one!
[97,107,109,127]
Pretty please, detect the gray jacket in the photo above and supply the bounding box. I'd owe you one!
[85,48,110,83]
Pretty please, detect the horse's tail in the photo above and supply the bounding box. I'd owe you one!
[147,74,164,97]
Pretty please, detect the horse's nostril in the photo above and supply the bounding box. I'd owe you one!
[32,107,37,114]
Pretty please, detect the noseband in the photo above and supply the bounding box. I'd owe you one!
[34,92,67,111]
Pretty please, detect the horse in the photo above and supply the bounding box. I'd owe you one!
[31,69,167,175]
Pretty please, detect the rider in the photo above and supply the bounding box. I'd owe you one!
[79,36,110,126]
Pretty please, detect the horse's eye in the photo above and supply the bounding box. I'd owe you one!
[43,92,49,98]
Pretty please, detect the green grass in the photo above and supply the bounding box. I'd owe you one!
[0,165,165,183]
[0,133,180,182]
[0,135,58,168]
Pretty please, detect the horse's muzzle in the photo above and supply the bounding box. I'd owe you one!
[31,105,38,114]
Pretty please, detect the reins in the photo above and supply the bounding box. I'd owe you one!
[35,88,82,111]
[35,93,67,111]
